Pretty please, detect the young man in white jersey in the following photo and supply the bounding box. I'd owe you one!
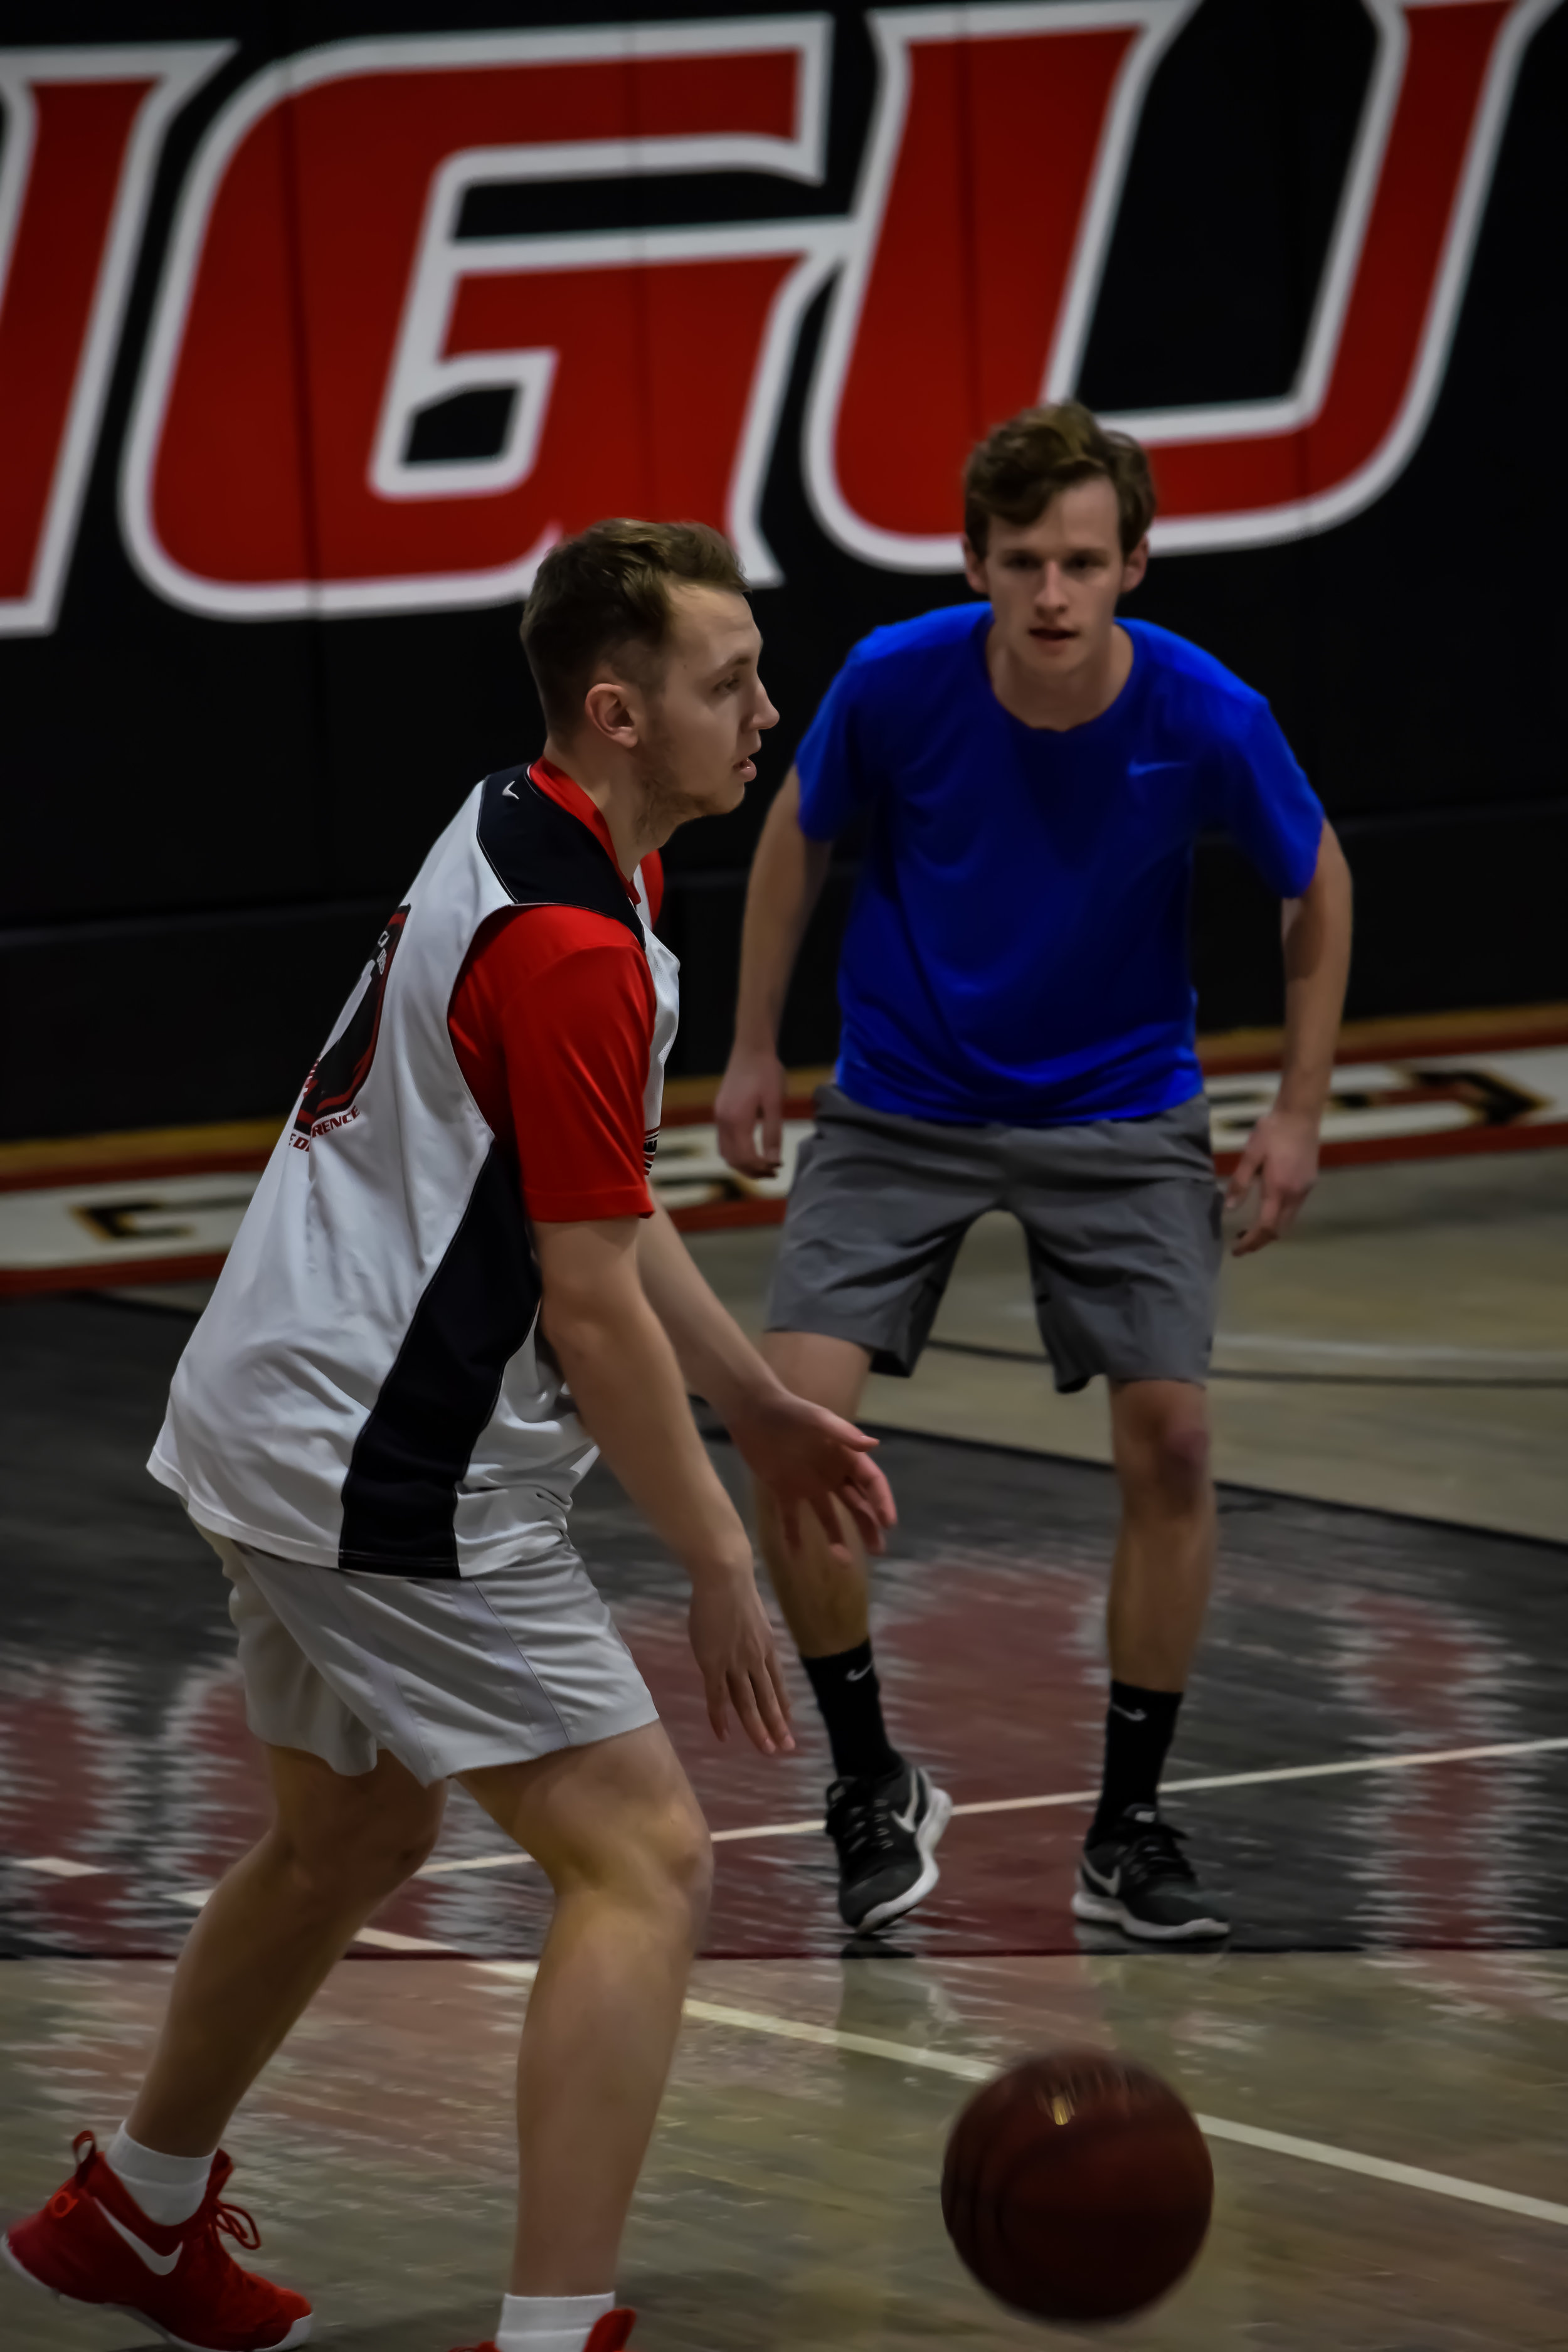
[718,403,1352,1943]
[4,522,893,2352]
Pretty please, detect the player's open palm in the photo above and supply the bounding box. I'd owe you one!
[688,1562,795,1755]
[716,1045,788,1175]
[730,1390,896,1560]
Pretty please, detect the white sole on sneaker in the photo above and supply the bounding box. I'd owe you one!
[1071,1883,1231,1942]
[2,2233,312,2350]
[855,1779,954,1932]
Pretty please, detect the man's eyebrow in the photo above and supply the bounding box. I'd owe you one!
[704,639,759,675]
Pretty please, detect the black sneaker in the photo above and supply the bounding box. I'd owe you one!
[825,1764,952,1932]
[1071,1806,1231,1942]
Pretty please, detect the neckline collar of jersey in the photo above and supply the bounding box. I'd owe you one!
[528,758,639,901]
[971,606,1143,739]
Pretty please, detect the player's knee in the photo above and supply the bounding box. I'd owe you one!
[1125,1411,1210,1502]
[273,1808,439,1912]
[645,1796,714,1941]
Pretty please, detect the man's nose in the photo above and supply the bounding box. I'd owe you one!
[756,684,781,731]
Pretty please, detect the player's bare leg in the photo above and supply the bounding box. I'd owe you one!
[1074,1377,1229,1941]
[754,1330,872,1656]
[755,1328,950,1932]
[462,1724,711,2295]
[1105,1378,1216,1692]
[128,1742,448,2154]
[2,1744,445,2352]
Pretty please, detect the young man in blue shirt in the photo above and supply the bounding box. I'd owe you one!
[716,402,1352,1941]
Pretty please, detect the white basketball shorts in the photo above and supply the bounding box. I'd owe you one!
[199,1528,658,1786]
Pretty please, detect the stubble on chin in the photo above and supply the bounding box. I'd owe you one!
[637,731,712,834]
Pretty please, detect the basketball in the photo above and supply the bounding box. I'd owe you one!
[941,2049,1214,2324]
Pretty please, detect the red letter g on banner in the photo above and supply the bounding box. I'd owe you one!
[121,25,835,617]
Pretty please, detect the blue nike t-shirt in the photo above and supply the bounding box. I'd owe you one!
[793,607,1325,1126]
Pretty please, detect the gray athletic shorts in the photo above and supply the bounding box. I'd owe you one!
[199,1528,657,1786]
[767,1084,1222,1392]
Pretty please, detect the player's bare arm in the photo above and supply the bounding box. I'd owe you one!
[534,1213,793,1755]
[1226,820,1353,1256]
[715,765,832,1175]
[636,1199,894,1557]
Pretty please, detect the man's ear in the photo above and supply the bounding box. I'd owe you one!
[1120,536,1150,595]
[581,677,640,750]
[961,536,988,596]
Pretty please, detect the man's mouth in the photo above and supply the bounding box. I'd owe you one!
[1030,627,1074,643]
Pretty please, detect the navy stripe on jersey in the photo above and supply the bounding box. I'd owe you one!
[478,766,644,938]
[339,1147,541,1574]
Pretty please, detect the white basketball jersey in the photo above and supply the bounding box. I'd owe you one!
[149,767,679,1576]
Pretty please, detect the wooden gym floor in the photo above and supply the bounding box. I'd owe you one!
[2,1145,1565,2345]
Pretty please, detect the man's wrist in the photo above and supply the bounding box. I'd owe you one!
[1269,1088,1327,1125]
[708,1354,785,1428]
[685,1544,756,1588]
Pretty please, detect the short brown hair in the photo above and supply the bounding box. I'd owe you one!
[521,518,748,734]
[963,401,1155,558]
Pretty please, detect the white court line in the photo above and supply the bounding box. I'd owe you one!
[415,1735,1568,1870]
[25,1738,1562,1892]
[474,1962,1568,2231]
[167,1887,445,1954]
[351,1925,451,1953]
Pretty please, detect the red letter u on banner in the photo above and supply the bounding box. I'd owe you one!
[804,0,1552,567]
[121,24,837,618]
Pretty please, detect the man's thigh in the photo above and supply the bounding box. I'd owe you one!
[766,1084,1001,1375]
[1005,1097,1224,1393]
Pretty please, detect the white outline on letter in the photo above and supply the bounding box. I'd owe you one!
[120,21,838,619]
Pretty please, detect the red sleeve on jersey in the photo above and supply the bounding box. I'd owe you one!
[449,904,656,1222]
[640,849,665,924]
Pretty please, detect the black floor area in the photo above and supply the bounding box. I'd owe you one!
[3,1292,1565,1959]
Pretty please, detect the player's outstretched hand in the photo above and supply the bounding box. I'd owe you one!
[716,1046,788,1176]
[1225,1104,1320,1256]
[688,1561,795,1755]
[728,1389,897,1560]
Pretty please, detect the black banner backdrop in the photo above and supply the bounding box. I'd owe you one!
[1,0,1564,1141]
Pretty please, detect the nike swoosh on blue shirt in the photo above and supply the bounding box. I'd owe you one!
[1127,759,1185,775]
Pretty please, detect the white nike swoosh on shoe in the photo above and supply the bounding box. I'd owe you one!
[891,1781,921,1833]
[98,2205,183,2275]
[1082,1860,1121,1895]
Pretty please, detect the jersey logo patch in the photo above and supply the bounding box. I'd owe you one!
[294,908,409,1140]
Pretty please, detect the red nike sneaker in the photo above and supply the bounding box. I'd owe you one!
[2,2131,311,2350]
[450,2314,636,2352]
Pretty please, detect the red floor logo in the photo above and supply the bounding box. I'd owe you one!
[0,0,1557,631]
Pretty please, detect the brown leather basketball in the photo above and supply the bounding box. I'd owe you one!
[941,2049,1214,2323]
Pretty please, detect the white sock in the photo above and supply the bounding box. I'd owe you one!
[104,2126,216,2227]
[495,2290,616,2352]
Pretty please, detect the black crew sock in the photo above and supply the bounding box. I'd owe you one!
[802,1639,904,1783]
[1088,1680,1184,1845]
